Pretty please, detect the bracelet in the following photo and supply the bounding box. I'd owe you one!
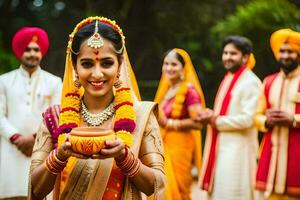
[116,148,141,177]
[166,119,173,129]
[9,133,21,143]
[173,119,180,131]
[44,149,68,175]
[166,119,181,130]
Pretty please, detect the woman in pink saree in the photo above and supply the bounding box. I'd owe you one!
[155,48,205,200]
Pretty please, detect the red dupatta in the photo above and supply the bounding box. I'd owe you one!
[199,65,247,191]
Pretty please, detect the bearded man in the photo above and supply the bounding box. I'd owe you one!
[198,35,262,200]
[255,29,300,200]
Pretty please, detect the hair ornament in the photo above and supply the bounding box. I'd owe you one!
[87,21,104,49]
[67,16,125,54]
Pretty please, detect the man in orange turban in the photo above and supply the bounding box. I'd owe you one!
[255,29,300,200]
[0,27,62,199]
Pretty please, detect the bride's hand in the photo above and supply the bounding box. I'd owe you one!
[56,135,89,160]
[91,138,126,160]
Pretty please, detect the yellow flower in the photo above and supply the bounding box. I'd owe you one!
[171,82,189,118]
[116,130,133,147]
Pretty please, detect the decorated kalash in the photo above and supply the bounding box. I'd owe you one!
[29,16,165,200]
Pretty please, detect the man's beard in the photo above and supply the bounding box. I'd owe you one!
[278,59,299,74]
[22,57,40,69]
[224,61,243,73]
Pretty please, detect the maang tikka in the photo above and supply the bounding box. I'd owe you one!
[87,20,104,48]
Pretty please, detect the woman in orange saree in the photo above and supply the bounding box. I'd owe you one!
[154,48,205,200]
[28,16,166,200]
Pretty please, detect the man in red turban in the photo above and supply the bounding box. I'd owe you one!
[255,29,300,200]
[11,27,49,75]
[0,27,62,199]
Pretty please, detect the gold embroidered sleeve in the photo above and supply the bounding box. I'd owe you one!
[139,113,165,174]
[30,123,53,174]
[139,112,166,200]
[28,123,53,200]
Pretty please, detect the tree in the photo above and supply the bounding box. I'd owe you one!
[0,32,18,74]
[210,0,300,79]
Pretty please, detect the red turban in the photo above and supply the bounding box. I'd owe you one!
[270,29,300,60]
[12,27,49,60]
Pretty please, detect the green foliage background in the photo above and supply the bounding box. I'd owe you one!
[0,32,18,74]
[210,0,300,80]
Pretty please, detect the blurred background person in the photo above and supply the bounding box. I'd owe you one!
[0,27,61,199]
[198,36,261,200]
[155,48,205,200]
[255,29,300,200]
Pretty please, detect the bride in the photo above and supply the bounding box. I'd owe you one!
[29,16,165,200]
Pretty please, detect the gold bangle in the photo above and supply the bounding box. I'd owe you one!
[174,120,179,131]
[166,119,173,129]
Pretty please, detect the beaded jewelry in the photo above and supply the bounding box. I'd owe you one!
[81,101,115,126]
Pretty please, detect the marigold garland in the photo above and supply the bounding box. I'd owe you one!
[114,105,135,121]
[113,85,136,147]
[171,82,189,118]
[59,91,81,132]
[56,17,135,149]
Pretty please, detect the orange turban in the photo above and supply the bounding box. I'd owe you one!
[270,29,300,60]
[12,27,49,60]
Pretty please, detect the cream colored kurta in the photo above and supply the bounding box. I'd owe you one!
[207,69,261,200]
[255,67,300,198]
[0,66,61,198]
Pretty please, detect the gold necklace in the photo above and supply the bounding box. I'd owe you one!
[81,101,115,126]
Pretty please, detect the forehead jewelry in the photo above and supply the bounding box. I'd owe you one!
[87,20,104,49]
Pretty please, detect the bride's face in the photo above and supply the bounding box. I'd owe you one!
[75,38,120,99]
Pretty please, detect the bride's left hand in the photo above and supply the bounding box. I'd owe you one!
[91,138,126,160]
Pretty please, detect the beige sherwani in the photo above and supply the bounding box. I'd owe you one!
[0,66,61,198]
[204,69,261,200]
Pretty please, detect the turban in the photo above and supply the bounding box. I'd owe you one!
[245,53,256,69]
[12,27,49,60]
[270,29,300,60]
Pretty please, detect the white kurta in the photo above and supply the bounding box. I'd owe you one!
[0,66,62,198]
[209,69,262,200]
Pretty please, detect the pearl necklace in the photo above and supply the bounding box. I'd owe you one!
[81,101,115,126]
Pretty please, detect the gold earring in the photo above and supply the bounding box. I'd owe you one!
[114,79,122,89]
[74,79,81,88]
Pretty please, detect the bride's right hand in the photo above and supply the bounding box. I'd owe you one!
[56,135,89,161]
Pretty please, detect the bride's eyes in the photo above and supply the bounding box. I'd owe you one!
[81,61,94,68]
[101,60,114,68]
[79,58,116,69]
